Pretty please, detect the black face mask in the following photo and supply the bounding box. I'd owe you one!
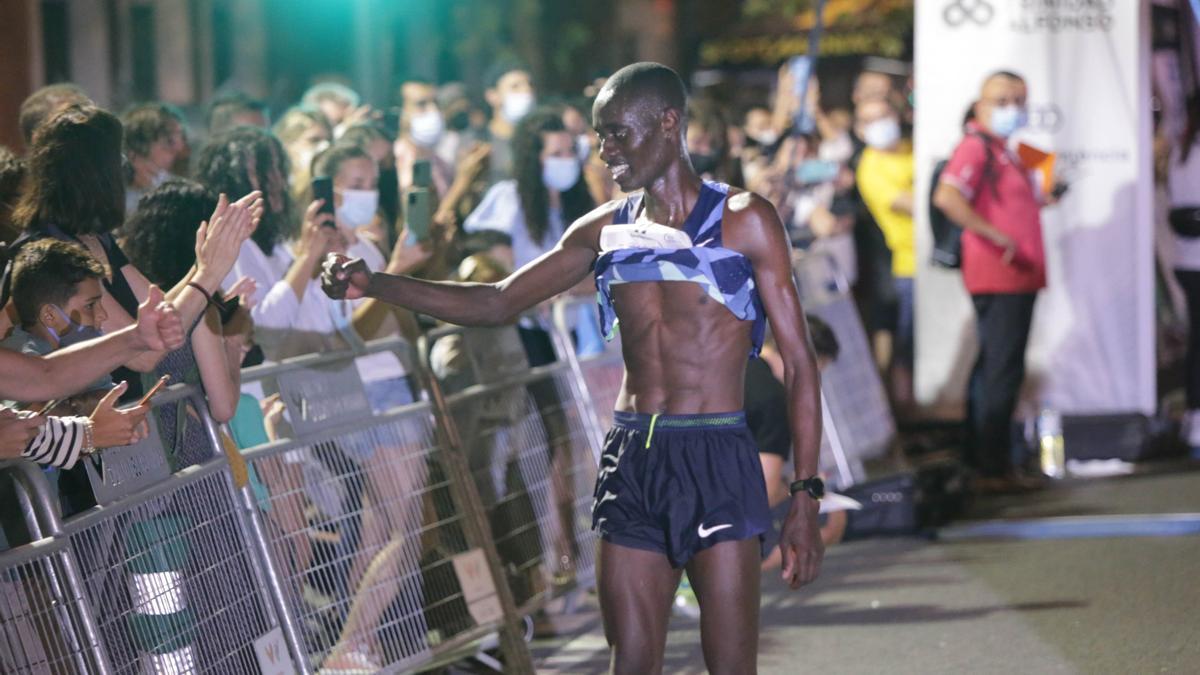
[448,110,470,132]
[690,152,720,176]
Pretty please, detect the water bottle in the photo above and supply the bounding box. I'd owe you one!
[1037,408,1065,479]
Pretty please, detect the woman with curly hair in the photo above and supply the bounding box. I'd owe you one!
[121,180,253,467]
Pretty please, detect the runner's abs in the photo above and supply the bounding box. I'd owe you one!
[612,281,751,415]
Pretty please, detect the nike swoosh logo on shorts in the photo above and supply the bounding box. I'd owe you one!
[698,523,732,538]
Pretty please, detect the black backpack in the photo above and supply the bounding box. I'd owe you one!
[928,131,997,269]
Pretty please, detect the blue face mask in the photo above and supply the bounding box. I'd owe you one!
[542,156,581,192]
[990,105,1028,138]
[45,305,103,348]
[795,159,840,185]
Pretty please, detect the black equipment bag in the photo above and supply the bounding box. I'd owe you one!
[842,473,919,540]
[1169,207,1200,238]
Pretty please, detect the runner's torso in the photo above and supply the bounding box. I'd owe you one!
[593,181,765,415]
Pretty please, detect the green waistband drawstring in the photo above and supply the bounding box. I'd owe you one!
[645,413,661,449]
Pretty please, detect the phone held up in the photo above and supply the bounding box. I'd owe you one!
[311,176,337,227]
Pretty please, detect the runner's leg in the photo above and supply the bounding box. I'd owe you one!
[686,538,761,675]
[598,541,682,674]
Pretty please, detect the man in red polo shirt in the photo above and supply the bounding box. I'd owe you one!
[933,70,1051,491]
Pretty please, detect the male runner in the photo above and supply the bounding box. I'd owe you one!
[322,62,823,674]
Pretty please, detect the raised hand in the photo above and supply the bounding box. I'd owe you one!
[457,143,492,185]
[135,285,185,352]
[0,406,43,459]
[385,227,434,275]
[321,254,371,300]
[225,275,259,308]
[89,381,150,448]
[195,191,260,284]
[295,199,339,271]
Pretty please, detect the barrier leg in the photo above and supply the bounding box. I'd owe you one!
[414,346,536,675]
[196,404,314,674]
[10,461,116,674]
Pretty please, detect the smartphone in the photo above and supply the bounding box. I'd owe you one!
[137,374,171,407]
[382,108,401,136]
[405,188,432,243]
[311,176,336,221]
[378,167,401,245]
[412,160,433,190]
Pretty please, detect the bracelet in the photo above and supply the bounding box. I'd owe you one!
[81,417,95,456]
[187,281,214,305]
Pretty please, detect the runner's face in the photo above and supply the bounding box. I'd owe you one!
[593,94,676,192]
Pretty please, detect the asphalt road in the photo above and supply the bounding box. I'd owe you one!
[532,465,1200,674]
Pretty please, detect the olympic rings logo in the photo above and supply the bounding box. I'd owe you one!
[1029,104,1064,133]
[870,492,906,504]
[943,0,995,27]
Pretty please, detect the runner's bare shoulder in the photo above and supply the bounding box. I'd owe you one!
[721,187,788,252]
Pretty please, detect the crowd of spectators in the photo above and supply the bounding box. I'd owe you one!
[0,54,1041,667]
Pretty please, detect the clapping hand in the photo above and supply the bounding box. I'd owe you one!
[195,191,261,282]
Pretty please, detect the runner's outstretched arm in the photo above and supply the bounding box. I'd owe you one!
[322,204,613,326]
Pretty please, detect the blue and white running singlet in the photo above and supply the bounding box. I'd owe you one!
[592,180,766,358]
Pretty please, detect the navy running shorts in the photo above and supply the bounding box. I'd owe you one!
[591,411,771,568]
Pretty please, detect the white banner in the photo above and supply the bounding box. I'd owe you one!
[914,0,1155,417]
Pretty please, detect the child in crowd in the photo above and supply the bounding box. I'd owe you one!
[1,239,152,529]
[3,239,151,455]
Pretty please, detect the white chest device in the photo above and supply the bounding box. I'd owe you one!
[599,220,693,252]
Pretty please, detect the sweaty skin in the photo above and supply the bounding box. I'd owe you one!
[322,65,822,674]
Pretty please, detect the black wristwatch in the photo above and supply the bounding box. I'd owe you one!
[789,476,825,500]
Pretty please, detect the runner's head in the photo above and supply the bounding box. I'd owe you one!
[592,62,689,191]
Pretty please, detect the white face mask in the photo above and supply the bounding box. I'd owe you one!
[410,109,444,147]
[542,156,580,192]
[862,117,901,150]
[336,188,379,227]
[749,130,779,147]
[151,168,171,188]
[502,91,534,123]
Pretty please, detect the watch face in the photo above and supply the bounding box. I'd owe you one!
[809,477,825,498]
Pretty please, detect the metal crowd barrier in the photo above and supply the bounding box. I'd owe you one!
[235,337,533,673]
[0,387,288,675]
[420,315,603,618]
[0,334,566,674]
[793,251,897,485]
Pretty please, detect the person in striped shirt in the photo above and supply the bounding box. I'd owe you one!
[2,240,152,468]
